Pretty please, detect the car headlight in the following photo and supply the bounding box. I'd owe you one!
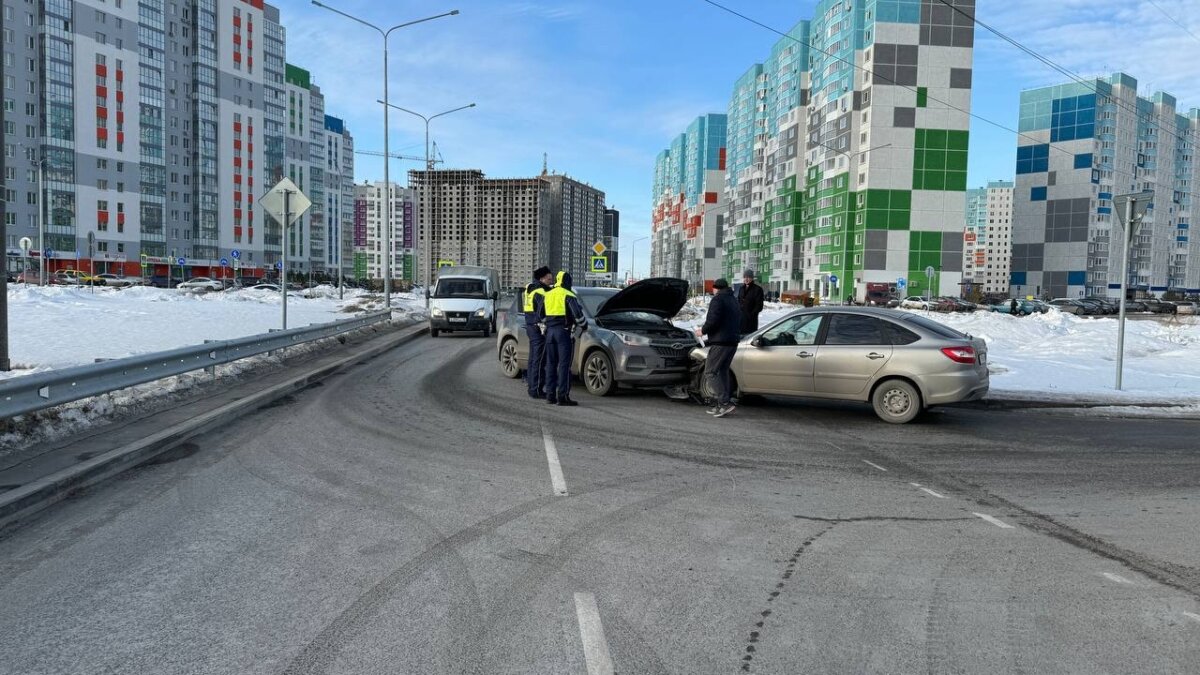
[613,331,652,346]
[431,309,444,317]
[474,308,486,317]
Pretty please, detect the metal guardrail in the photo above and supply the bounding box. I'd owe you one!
[0,309,393,419]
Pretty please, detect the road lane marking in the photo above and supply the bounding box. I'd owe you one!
[1101,572,1133,585]
[574,592,615,675]
[908,482,947,499]
[972,512,1014,529]
[861,460,888,472]
[1183,611,1200,623]
[541,425,569,496]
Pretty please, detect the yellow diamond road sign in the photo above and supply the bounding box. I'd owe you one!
[592,241,606,255]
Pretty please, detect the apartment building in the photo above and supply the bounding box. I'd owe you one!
[352,180,415,283]
[1011,73,1200,299]
[963,180,1013,295]
[651,113,727,292]
[704,0,975,300]
[0,0,349,280]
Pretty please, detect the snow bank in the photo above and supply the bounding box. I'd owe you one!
[3,285,425,377]
[673,296,1200,403]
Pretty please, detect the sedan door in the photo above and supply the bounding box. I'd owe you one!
[812,313,894,397]
[735,314,824,395]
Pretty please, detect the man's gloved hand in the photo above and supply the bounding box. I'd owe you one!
[538,322,546,335]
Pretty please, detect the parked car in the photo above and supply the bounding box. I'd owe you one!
[14,270,39,284]
[248,283,282,292]
[1173,301,1197,315]
[177,276,224,292]
[990,299,1040,315]
[51,269,102,286]
[497,277,697,396]
[94,273,139,288]
[1083,297,1118,314]
[689,307,988,424]
[1049,298,1087,315]
[900,296,935,310]
[1027,300,1052,314]
[1142,299,1176,314]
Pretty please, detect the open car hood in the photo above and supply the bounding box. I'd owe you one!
[595,277,689,318]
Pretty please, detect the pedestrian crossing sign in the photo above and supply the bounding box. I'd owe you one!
[590,256,608,273]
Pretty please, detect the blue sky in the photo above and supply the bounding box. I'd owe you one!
[282,0,1200,277]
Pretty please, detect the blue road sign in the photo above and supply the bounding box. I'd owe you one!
[897,277,907,289]
[43,248,53,259]
[230,249,241,260]
[177,257,186,266]
[829,274,839,284]
[275,261,283,270]
[220,257,229,267]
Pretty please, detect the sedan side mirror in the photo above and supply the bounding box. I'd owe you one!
[750,337,764,348]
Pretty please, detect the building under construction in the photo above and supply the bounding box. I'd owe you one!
[408,169,606,290]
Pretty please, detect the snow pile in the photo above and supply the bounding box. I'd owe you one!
[673,296,1200,403]
[3,285,424,377]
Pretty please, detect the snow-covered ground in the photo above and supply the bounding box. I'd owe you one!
[3,284,425,378]
[674,298,1200,405]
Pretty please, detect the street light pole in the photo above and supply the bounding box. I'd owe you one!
[311,2,460,310]
[377,100,476,308]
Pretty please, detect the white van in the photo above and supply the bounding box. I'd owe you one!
[428,265,500,338]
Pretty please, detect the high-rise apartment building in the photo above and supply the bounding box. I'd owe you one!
[352,180,415,283]
[651,113,727,292]
[1011,73,1200,299]
[704,0,975,301]
[409,169,605,290]
[543,173,607,284]
[323,115,354,279]
[283,63,325,274]
[0,0,349,280]
[963,180,1013,295]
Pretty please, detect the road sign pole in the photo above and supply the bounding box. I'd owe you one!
[1116,198,1135,391]
[282,190,290,330]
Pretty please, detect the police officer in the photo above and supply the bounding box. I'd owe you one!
[523,266,555,398]
[541,270,585,406]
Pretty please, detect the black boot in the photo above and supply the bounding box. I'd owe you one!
[545,396,558,405]
[556,397,578,407]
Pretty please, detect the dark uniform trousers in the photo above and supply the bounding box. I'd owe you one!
[543,325,573,400]
[525,324,546,396]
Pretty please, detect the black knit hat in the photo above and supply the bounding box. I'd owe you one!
[533,266,552,280]
[713,278,730,289]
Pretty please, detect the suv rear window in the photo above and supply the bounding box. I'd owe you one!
[898,313,969,339]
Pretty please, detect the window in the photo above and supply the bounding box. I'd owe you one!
[823,314,887,345]
[759,314,823,347]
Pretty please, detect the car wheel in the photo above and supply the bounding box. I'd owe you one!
[430,327,440,338]
[872,379,922,424]
[499,338,521,379]
[582,349,617,396]
[699,370,742,403]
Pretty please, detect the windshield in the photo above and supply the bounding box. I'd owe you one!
[577,290,618,316]
[434,278,487,299]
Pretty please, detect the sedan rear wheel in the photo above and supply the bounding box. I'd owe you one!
[872,379,922,424]
[583,350,616,396]
[499,338,521,379]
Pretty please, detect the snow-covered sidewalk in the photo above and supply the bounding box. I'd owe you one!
[673,297,1200,406]
[3,285,425,379]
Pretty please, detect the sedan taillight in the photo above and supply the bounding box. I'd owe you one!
[940,346,976,364]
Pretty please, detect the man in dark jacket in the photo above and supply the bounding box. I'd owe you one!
[522,266,555,398]
[697,278,742,417]
[738,269,765,335]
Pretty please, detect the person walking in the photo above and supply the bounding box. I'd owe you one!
[738,269,765,336]
[697,278,742,418]
[542,270,586,406]
[1010,298,1019,316]
[523,266,555,398]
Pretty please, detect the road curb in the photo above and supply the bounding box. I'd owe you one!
[958,397,1200,418]
[0,321,427,535]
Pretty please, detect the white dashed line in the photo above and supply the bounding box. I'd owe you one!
[910,483,947,499]
[972,512,1015,529]
[1101,572,1133,585]
[1183,611,1200,623]
[541,425,569,496]
[574,592,615,675]
[861,459,888,472]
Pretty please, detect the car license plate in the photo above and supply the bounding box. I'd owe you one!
[449,318,466,323]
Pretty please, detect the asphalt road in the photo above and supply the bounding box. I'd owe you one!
[1,333,1198,674]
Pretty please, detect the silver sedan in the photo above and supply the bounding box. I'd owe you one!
[692,307,989,423]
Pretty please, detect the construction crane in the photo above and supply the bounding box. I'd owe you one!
[355,148,445,170]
